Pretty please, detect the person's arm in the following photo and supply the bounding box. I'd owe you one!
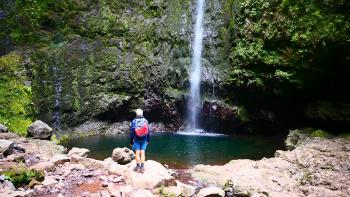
[146,121,151,143]
[129,120,135,145]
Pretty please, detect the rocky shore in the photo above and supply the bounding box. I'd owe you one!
[1,126,350,197]
[191,130,350,197]
[0,125,219,197]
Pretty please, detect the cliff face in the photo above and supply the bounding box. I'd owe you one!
[14,0,231,133]
[1,0,349,134]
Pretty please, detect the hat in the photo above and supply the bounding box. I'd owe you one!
[135,109,143,117]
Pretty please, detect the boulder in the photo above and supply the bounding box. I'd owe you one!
[125,160,176,190]
[111,147,134,164]
[27,120,52,140]
[109,162,128,174]
[0,124,8,133]
[197,186,225,197]
[0,139,24,158]
[103,157,114,169]
[50,154,70,166]
[67,147,90,157]
[0,139,14,158]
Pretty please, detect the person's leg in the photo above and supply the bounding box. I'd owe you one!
[140,150,145,163]
[132,142,141,172]
[140,142,147,173]
[135,150,141,163]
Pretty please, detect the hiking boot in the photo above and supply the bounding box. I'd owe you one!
[140,166,145,174]
[133,165,140,172]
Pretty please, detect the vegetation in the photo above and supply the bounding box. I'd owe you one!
[0,52,35,135]
[4,168,44,188]
[0,0,349,133]
[223,0,350,132]
[226,0,349,90]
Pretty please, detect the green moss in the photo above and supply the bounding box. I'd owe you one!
[4,168,44,188]
[237,105,250,123]
[0,52,34,136]
[51,134,60,144]
[58,134,71,142]
[310,129,332,138]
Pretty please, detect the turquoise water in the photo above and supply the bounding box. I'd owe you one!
[62,133,284,168]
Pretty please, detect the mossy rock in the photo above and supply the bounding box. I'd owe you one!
[285,128,333,150]
[4,168,44,188]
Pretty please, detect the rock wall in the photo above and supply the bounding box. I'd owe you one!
[27,0,233,133]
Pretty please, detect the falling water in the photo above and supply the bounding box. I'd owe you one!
[188,0,205,130]
[52,57,62,135]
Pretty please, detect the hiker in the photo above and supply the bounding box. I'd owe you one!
[130,108,150,173]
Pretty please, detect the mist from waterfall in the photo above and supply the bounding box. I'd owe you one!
[188,0,205,130]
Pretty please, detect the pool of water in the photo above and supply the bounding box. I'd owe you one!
[61,132,284,168]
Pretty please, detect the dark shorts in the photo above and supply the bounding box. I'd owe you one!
[132,141,148,151]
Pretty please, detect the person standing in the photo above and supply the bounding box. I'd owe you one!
[130,109,150,173]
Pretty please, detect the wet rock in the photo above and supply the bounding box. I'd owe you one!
[125,160,176,189]
[111,147,134,164]
[197,186,225,197]
[68,147,90,157]
[161,103,183,130]
[50,154,70,166]
[144,92,163,121]
[27,120,52,140]
[0,124,8,133]
[202,100,241,131]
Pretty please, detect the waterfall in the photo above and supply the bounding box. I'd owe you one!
[52,56,62,135]
[188,0,205,130]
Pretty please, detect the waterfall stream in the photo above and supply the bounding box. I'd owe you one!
[52,57,62,135]
[188,0,205,131]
